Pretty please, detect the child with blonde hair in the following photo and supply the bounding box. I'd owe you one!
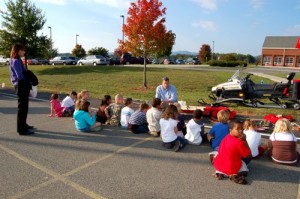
[75,90,90,110]
[105,94,124,125]
[159,104,187,152]
[243,119,267,163]
[207,110,230,151]
[268,118,299,166]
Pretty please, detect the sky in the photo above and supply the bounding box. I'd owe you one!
[0,0,300,56]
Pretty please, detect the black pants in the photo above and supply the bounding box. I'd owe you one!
[15,81,30,133]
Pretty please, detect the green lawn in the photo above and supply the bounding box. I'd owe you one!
[0,65,299,117]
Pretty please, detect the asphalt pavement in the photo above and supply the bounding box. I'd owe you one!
[0,90,299,199]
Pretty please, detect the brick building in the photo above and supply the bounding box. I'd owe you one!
[261,36,300,67]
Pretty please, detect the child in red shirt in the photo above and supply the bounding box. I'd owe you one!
[212,120,251,185]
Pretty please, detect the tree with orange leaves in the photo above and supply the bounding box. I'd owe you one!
[123,0,175,88]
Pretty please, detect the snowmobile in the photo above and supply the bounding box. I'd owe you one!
[208,69,300,109]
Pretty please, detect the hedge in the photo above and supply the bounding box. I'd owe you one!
[208,60,248,67]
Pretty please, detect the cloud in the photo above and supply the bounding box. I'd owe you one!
[191,0,217,11]
[250,0,265,9]
[82,0,131,8]
[192,20,217,31]
[286,24,300,35]
[34,0,67,5]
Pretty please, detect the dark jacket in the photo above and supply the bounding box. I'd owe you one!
[23,70,39,86]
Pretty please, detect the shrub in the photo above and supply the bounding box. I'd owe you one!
[208,60,247,67]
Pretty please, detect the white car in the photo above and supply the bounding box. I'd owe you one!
[0,56,10,65]
[77,55,109,66]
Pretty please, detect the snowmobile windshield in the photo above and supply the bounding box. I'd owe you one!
[228,70,241,81]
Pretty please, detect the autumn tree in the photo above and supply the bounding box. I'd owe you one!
[154,30,176,58]
[72,44,86,58]
[0,0,50,64]
[88,47,109,57]
[198,44,212,63]
[123,0,175,88]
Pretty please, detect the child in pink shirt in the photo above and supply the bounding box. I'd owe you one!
[48,93,64,117]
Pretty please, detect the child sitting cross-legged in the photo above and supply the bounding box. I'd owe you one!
[243,119,267,164]
[207,109,230,151]
[120,98,135,129]
[185,109,206,145]
[73,100,101,132]
[211,120,252,185]
[96,95,112,124]
[128,103,149,133]
[268,118,299,166]
[61,91,77,116]
[146,98,162,137]
[105,94,124,126]
[160,104,187,152]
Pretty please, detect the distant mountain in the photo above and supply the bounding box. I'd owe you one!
[172,51,198,55]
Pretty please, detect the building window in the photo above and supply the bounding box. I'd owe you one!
[297,57,300,67]
[263,56,271,65]
[285,57,294,66]
[274,56,282,65]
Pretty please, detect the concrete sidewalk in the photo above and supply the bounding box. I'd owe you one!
[0,93,299,199]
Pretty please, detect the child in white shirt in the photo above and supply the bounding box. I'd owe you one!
[160,104,187,152]
[243,119,267,164]
[146,98,162,137]
[120,98,134,128]
[185,109,206,145]
[61,91,77,113]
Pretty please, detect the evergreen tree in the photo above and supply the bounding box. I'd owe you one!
[0,0,50,61]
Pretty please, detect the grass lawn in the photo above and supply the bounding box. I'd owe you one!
[0,64,299,117]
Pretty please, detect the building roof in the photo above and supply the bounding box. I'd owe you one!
[262,36,300,48]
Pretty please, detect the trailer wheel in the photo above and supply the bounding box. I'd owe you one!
[293,103,300,110]
[281,104,287,109]
[252,102,258,108]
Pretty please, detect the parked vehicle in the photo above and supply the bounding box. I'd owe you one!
[151,59,159,64]
[0,56,10,65]
[163,59,174,64]
[120,53,146,65]
[186,57,201,65]
[37,59,50,65]
[175,59,185,64]
[49,56,76,65]
[22,58,39,65]
[109,57,121,65]
[77,55,109,66]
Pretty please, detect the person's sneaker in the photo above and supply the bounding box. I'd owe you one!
[19,130,35,136]
[229,174,248,185]
[25,124,35,130]
[174,140,181,152]
[91,126,102,132]
[214,173,225,180]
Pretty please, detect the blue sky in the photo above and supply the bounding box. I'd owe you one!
[1,0,300,56]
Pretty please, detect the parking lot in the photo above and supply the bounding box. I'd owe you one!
[0,92,299,199]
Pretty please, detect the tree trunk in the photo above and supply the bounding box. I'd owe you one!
[143,51,147,88]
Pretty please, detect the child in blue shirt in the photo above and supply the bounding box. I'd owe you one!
[73,100,101,132]
[207,110,230,151]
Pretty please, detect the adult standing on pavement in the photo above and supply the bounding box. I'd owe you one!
[9,44,34,135]
[155,77,178,107]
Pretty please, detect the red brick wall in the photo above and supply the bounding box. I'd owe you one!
[261,48,300,67]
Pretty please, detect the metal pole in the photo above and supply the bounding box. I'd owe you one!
[212,40,215,61]
[76,34,79,46]
[48,26,52,59]
[120,15,124,55]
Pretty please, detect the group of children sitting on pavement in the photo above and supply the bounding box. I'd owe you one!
[48,90,300,185]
